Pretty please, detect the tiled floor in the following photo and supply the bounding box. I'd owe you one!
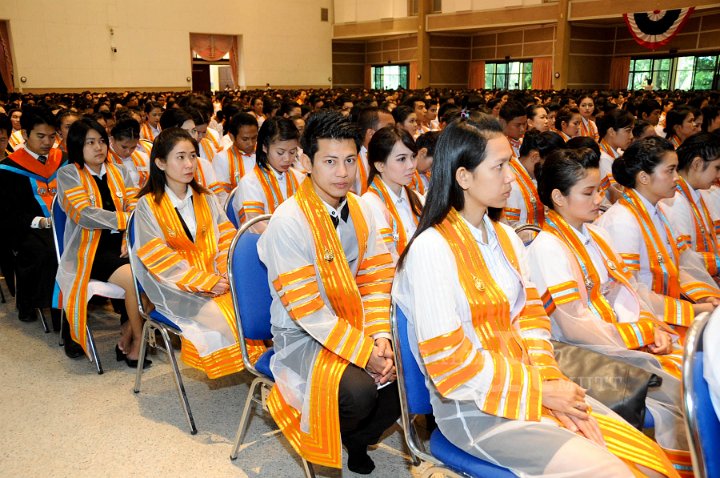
[0,294,436,477]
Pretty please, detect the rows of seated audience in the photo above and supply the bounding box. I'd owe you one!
[1,85,720,477]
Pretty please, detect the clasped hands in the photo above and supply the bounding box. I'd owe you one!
[366,337,396,385]
[543,379,605,447]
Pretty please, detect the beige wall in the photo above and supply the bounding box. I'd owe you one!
[0,0,333,91]
[442,0,543,13]
[333,0,409,24]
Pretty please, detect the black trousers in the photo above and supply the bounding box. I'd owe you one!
[338,363,401,452]
[14,229,57,312]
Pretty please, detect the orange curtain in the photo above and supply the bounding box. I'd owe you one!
[0,21,14,93]
[468,61,485,89]
[532,57,552,90]
[229,36,239,89]
[609,56,631,89]
[190,33,238,88]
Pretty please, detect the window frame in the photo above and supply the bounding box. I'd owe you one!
[485,60,533,90]
[627,52,720,91]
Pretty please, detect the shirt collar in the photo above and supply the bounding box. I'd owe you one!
[570,222,591,246]
[683,178,702,204]
[321,197,348,220]
[165,185,193,210]
[461,213,498,247]
[634,188,661,218]
[88,163,107,178]
[24,147,41,160]
[382,178,407,206]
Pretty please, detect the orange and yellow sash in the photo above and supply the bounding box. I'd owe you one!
[267,179,372,468]
[367,177,419,254]
[109,149,149,187]
[356,151,369,194]
[62,163,130,354]
[409,170,426,195]
[579,118,599,141]
[599,139,620,195]
[140,123,157,142]
[675,177,720,276]
[669,135,682,149]
[240,165,300,223]
[508,158,544,226]
[227,146,249,191]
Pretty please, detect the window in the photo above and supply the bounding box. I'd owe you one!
[371,65,409,90]
[628,54,720,90]
[485,61,533,90]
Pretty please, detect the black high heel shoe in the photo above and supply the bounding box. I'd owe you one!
[115,345,152,369]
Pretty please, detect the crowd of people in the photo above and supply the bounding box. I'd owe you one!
[1,85,719,476]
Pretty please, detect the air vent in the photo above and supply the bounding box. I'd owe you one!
[321,8,329,22]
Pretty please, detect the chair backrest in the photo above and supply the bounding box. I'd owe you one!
[513,223,541,247]
[392,305,433,416]
[225,187,239,229]
[683,310,720,478]
[228,214,273,342]
[51,196,67,260]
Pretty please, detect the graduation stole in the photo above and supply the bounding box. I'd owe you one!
[356,151,369,194]
[140,122,156,141]
[579,118,599,140]
[557,130,572,142]
[669,135,682,149]
[509,157,544,226]
[206,130,223,152]
[227,145,249,189]
[63,163,129,353]
[675,177,720,275]
[598,139,619,194]
[367,176,419,254]
[268,178,369,468]
[9,130,24,148]
[147,190,217,270]
[254,164,300,214]
[409,170,425,195]
[1,148,64,215]
[543,210,631,324]
[137,140,153,156]
[109,149,149,186]
[619,188,681,297]
[199,137,216,161]
[435,208,527,362]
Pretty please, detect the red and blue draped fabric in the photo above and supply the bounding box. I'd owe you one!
[624,8,695,50]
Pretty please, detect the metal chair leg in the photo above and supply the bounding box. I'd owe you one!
[230,378,264,459]
[302,459,316,478]
[85,324,103,374]
[159,326,197,435]
[36,308,50,333]
[133,320,151,393]
[58,309,65,346]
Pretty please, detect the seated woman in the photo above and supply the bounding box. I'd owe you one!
[504,129,565,228]
[596,137,719,339]
[596,109,635,203]
[392,105,419,139]
[577,95,599,141]
[392,119,679,478]
[526,104,550,133]
[527,148,691,472]
[554,107,582,141]
[665,106,699,149]
[231,117,305,232]
[160,107,225,205]
[108,117,150,188]
[55,118,148,367]
[361,125,423,261]
[132,128,263,379]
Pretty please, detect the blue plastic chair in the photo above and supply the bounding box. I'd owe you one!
[225,187,239,229]
[126,212,197,434]
[391,304,517,477]
[51,196,125,374]
[683,310,720,478]
[226,214,315,477]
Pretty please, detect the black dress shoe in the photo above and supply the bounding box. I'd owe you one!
[115,345,152,369]
[64,340,84,359]
[347,449,375,475]
[18,309,36,322]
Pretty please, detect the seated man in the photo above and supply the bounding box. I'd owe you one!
[259,110,400,475]
[0,107,80,355]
